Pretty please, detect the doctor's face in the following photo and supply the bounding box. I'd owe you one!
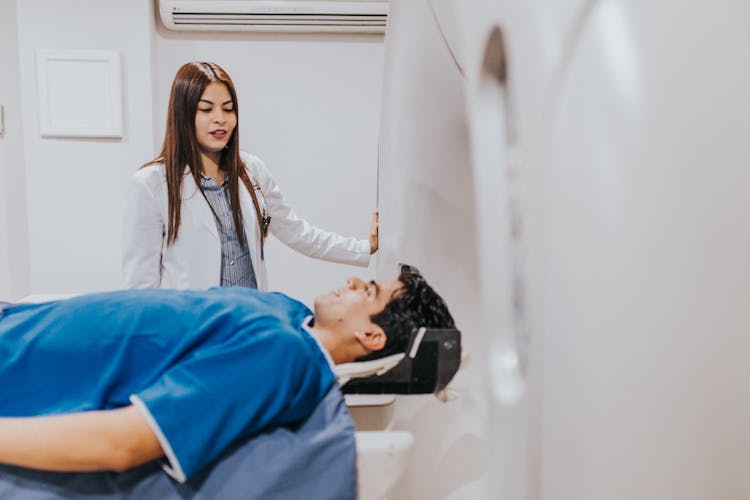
[314,277,403,334]
[194,82,237,163]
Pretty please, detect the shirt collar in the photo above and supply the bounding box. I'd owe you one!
[199,172,227,188]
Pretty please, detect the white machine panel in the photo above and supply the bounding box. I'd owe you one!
[533,1,750,498]
[377,1,486,498]
[381,0,750,498]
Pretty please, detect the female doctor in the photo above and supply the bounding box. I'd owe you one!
[123,61,378,290]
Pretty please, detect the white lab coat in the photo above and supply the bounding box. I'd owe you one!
[122,152,370,290]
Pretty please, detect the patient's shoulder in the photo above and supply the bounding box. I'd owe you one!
[272,327,309,355]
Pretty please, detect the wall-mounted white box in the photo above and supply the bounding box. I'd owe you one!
[36,49,123,138]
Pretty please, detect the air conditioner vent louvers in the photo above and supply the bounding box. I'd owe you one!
[172,14,387,26]
[160,1,388,33]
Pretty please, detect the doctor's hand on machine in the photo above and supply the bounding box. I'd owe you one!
[123,61,379,291]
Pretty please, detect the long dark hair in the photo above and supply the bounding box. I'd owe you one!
[143,61,252,246]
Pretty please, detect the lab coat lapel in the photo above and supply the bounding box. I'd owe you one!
[182,167,220,241]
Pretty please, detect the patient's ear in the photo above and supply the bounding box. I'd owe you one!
[354,327,386,352]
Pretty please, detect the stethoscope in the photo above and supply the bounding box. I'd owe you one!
[249,175,270,235]
[246,173,271,259]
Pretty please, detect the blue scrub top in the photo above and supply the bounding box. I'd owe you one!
[0,288,335,482]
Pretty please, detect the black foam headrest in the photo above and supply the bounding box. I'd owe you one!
[342,328,461,395]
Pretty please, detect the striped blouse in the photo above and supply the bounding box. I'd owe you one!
[199,174,257,288]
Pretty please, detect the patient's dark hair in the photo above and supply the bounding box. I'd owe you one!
[359,265,455,361]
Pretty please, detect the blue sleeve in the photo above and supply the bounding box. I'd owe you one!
[131,329,329,482]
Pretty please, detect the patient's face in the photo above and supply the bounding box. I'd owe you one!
[314,277,402,333]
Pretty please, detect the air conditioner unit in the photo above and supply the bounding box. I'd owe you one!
[158,0,388,34]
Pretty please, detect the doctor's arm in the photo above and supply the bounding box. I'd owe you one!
[257,164,373,266]
[0,405,164,473]
[122,172,165,288]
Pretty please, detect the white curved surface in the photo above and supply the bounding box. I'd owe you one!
[376,1,485,498]
[471,1,750,499]
[463,0,750,498]
[356,431,414,500]
[533,2,750,498]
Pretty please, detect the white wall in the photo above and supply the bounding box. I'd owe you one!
[15,0,157,294]
[0,0,31,301]
[8,0,382,306]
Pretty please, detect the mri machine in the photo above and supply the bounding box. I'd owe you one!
[375,0,750,498]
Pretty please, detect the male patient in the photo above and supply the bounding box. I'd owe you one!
[0,265,454,483]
